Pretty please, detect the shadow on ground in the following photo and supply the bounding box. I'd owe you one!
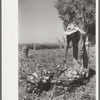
[66,68,95,92]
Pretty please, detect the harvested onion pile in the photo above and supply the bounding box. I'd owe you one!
[26,63,89,94]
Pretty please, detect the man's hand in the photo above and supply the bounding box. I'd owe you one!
[63,58,67,63]
[77,59,82,65]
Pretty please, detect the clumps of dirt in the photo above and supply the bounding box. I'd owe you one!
[19,46,96,100]
[24,61,94,97]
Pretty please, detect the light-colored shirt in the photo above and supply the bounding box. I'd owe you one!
[64,26,86,35]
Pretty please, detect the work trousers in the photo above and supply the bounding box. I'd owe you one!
[72,34,89,69]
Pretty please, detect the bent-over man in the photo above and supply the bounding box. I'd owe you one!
[64,23,89,77]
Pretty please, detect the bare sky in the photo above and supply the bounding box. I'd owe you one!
[19,0,64,43]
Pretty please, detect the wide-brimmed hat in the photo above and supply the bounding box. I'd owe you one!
[64,23,86,35]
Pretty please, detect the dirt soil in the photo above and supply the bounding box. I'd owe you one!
[19,46,96,100]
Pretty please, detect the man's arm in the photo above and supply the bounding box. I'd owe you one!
[74,27,86,34]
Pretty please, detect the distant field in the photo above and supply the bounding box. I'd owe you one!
[19,43,64,50]
[19,34,95,51]
[19,45,96,100]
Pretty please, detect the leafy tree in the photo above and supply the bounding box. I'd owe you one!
[55,0,95,35]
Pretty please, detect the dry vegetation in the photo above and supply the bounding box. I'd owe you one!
[19,44,96,100]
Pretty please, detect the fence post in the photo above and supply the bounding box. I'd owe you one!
[21,45,29,58]
[34,44,36,50]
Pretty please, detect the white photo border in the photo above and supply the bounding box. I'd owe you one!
[2,0,18,100]
[2,0,99,100]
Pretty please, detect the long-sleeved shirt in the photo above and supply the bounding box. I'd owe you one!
[64,28,88,60]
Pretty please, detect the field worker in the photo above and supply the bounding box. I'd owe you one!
[64,23,89,77]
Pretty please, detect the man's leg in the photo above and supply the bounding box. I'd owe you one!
[73,43,78,60]
[83,46,89,69]
[77,35,84,68]
[72,42,82,70]
[83,35,90,77]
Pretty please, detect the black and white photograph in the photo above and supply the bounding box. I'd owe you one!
[18,0,97,100]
